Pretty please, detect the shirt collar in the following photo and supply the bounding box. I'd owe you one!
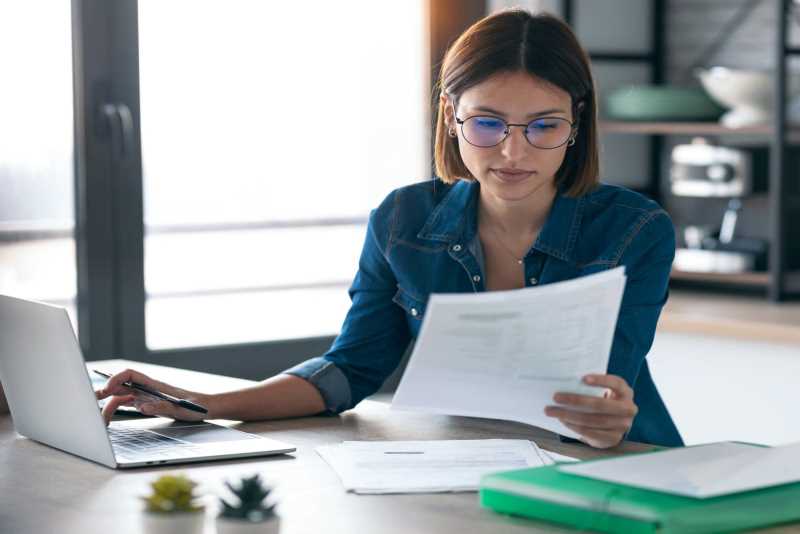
[417,179,583,264]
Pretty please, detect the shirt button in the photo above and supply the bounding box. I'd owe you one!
[529,277,538,285]
[410,308,419,317]
[452,244,462,252]
[472,275,481,283]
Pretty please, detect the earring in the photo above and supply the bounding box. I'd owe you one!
[448,128,456,138]
[567,137,576,146]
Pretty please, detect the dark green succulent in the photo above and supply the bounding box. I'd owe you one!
[142,474,204,514]
[219,474,277,522]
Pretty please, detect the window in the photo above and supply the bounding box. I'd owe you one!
[0,2,78,331]
[3,1,429,370]
[137,1,429,349]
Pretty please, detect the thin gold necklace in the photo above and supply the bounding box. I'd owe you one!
[485,223,526,265]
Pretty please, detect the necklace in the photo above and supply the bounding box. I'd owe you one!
[485,223,525,265]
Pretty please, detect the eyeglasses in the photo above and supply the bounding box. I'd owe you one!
[455,115,575,149]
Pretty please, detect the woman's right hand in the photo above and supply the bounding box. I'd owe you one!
[94,368,211,425]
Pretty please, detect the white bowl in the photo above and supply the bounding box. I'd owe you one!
[696,67,800,128]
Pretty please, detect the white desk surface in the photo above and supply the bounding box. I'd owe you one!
[1,359,793,534]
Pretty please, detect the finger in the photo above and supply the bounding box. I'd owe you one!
[137,400,203,422]
[100,394,135,425]
[95,368,140,399]
[96,368,174,399]
[583,374,633,400]
[562,422,624,449]
[545,406,631,432]
[96,386,148,400]
[551,393,638,418]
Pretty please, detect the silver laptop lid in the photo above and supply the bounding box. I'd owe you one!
[0,295,116,468]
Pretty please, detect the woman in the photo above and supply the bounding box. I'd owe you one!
[97,10,683,448]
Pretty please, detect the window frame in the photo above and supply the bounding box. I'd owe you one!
[70,0,476,380]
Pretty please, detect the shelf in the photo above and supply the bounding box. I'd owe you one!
[670,269,770,287]
[660,288,800,344]
[600,120,800,142]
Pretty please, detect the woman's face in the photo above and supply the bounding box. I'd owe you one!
[443,70,574,204]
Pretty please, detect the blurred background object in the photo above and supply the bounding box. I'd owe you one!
[697,67,800,128]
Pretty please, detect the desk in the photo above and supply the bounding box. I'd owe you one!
[0,360,791,534]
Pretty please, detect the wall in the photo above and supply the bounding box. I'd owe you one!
[666,0,800,81]
[649,331,800,446]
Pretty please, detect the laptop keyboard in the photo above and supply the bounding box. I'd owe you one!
[108,427,197,459]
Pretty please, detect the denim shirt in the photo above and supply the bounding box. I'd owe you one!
[285,178,684,447]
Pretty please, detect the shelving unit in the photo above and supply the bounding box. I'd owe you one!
[584,0,800,301]
[668,269,771,287]
[600,120,800,141]
[600,118,800,294]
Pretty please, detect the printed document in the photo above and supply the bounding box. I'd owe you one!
[316,439,550,494]
[560,441,800,498]
[392,267,627,439]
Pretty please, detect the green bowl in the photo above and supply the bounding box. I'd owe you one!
[604,85,726,121]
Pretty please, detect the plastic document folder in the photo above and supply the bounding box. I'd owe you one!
[480,443,800,533]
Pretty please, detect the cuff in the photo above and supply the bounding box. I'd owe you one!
[282,357,352,414]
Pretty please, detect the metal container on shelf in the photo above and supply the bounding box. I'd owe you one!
[675,199,769,275]
[670,137,753,197]
[674,248,756,274]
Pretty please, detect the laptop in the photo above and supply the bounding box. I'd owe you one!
[0,294,296,468]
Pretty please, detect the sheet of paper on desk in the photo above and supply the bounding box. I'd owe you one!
[391,267,627,439]
[317,439,551,494]
[560,441,800,498]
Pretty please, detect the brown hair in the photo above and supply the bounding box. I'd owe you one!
[433,10,599,197]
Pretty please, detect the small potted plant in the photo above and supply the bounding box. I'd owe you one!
[216,474,280,534]
[141,474,206,534]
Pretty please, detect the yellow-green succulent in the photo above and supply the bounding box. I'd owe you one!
[142,474,204,514]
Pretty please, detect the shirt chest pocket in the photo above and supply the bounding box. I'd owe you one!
[392,286,427,330]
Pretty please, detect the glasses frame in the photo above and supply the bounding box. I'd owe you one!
[454,114,576,149]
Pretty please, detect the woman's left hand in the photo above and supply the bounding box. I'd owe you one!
[544,374,638,449]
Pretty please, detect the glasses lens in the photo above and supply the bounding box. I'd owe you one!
[461,116,507,147]
[525,117,572,149]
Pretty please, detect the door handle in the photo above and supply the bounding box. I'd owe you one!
[101,102,134,161]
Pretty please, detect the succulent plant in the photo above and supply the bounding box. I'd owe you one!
[142,474,205,514]
[219,474,277,523]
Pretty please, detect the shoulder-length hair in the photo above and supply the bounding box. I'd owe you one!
[434,10,599,197]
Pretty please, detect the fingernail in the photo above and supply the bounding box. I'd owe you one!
[584,376,595,384]
[140,405,151,414]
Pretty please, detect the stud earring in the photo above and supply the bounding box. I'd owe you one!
[448,128,456,138]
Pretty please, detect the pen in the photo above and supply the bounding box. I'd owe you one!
[92,369,208,414]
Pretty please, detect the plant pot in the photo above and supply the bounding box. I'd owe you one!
[216,516,281,534]
[141,511,205,534]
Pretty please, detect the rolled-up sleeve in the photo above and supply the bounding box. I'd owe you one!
[283,195,411,413]
[282,357,352,413]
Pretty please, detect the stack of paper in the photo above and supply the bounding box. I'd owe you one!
[316,439,554,494]
[392,267,627,439]
[559,441,800,498]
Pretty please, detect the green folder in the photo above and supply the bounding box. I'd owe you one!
[480,456,800,533]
